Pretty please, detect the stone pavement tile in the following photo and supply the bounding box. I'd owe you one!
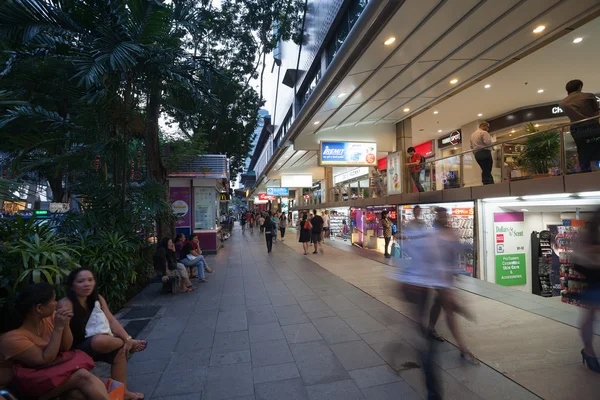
[212,330,250,353]
[282,322,323,344]
[249,322,285,343]
[306,309,337,320]
[342,315,388,335]
[311,286,340,297]
[153,394,202,400]
[348,365,404,389]
[269,293,298,306]
[289,340,350,385]
[127,357,170,376]
[360,381,421,400]
[265,283,290,294]
[164,349,212,372]
[292,293,320,302]
[321,295,357,312]
[251,338,294,367]
[253,362,301,384]
[126,372,162,398]
[209,349,252,366]
[163,302,196,318]
[446,363,540,400]
[216,310,248,332]
[185,310,218,332]
[344,294,387,311]
[247,305,278,326]
[330,341,385,370]
[298,299,331,313]
[274,304,311,326]
[152,366,208,398]
[498,296,548,312]
[306,379,365,400]
[399,366,481,400]
[220,294,245,305]
[129,337,177,362]
[360,330,400,345]
[365,307,412,326]
[369,341,421,370]
[146,317,187,340]
[175,327,215,352]
[246,294,272,307]
[336,308,370,319]
[194,296,221,311]
[203,362,254,400]
[434,349,468,370]
[254,378,309,400]
[311,316,361,344]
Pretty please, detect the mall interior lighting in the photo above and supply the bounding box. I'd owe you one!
[477,113,483,117]
[484,84,491,89]
[577,191,600,198]
[521,209,529,212]
[313,121,320,125]
[403,108,410,112]
[433,111,439,114]
[450,78,458,84]
[533,25,546,33]
[537,89,544,93]
[438,130,442,133]
[521,193,573,200]
[573,37,583,43]
[337,92,347,98]
[482,197,519,203]
[384,37,396,45]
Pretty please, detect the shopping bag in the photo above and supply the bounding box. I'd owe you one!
[101,378,125,400]
[85,300,113,338]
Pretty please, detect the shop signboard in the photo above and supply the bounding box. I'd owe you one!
[386,152,402,194]
[452,208,473,216]
[494,212,526,286]
[170,187,191,228]
[267,187,290,196]
[333,167,369,184]
[281,174,312,188]
[319,141,377,167]
[258,193,276,201]
[437,130,462,149]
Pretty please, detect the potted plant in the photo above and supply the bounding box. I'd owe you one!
[516,123,561,177]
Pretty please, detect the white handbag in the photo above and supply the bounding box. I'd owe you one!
[85,301,113,338]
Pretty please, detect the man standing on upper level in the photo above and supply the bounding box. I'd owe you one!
[559,79,600,173]
[406,147,425,193]
[470,121,494,185]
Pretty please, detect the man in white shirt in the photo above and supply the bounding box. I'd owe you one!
[321,210,330,241]
[470,121,494,185]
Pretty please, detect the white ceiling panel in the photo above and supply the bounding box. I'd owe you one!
[349,0,440,76]
[385,97,433,121]
[390,59,472,99]
[383,0,480,69]
[368,98,414,120]
[342,65,406,105]
[320,71,372,112]
[321,104,361,128]
[344,100,387,124]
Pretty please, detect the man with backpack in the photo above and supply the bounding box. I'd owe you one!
[406,147,425,192]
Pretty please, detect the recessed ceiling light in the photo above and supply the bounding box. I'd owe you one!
[313,121,320,125]
[534,124,540,127]
[533,25,545,34]
[573,37,583,43]
[450,79,459,85]
[384,37,396,45]
[438,130,442,133]
[478,113,483,117]
[537,89,544,93]
[511,129,516,133]
[403,108,410,112]
[337,92,347,98]
[484,84,491,89]
[433,111,439,115]
[509,134,512,137]
[521,208,529,212]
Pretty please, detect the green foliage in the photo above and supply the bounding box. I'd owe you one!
[516,123,561,175]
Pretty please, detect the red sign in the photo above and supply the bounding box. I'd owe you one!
[258,193,276,201]
[452,208,474,216]
[414,140,434,157]
[366,153,375,164]
[377,157,387,170]
[496,234,504,243]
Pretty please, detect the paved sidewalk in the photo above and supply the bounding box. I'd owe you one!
[116,226,546,400]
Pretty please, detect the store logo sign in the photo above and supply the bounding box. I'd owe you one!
[258,193,276,201]
[267,187,289,196]
[552,106,563,115]
[495,226,523,236]
[496,234,504,243]
[452,208,473,216]
[320,141,377,166]
[333,167,369,184]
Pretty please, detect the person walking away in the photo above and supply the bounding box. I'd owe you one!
[381,211,393,258]
[322,210,330,242]
[572,207,600,372]
[406,147,425,192]
[259,214,265,233]
[240,212,247,234]
[264,212,275,253]
[227,212,234,235]
[298,213,312,255]
[470,121,494,185]
[310,210,325,254]
[559,79,600,172]
[279,213,287,242]
[249,213,255,234]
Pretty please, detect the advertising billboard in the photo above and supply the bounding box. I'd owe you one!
[281,174,312,188]
[267,187,290,196]
[258,193,276,201]
[319,141,377,167]
[386,152,402,195]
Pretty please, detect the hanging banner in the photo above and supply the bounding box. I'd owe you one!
[494,212,526,286]
[170,187,191,228]
[386,152,402,195]
[267,187,290,196]
[319,141,377,166]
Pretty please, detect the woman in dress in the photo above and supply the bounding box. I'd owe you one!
[58,268,147,399]
[298,213,312,255]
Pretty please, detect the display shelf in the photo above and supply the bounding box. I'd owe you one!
[559,272,587,280]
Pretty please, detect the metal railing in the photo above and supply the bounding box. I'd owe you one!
[405,116,600,193]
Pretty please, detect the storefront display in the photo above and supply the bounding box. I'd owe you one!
[552,220,586,306]
[351,206,397,254]
[493,213,527,286]
[399,202,475,277]
[194,187,217,230]
[412,140,435,192]
[327,207,350,242]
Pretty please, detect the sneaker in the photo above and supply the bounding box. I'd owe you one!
[313,251,318,254]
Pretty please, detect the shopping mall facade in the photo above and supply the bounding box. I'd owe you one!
[247,0,600,306]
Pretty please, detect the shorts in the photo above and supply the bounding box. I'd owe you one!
[311,232,322,243]
[77,336,121,364]
[323,227,329,232]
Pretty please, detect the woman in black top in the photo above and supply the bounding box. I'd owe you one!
[298,213,312,255]
[155,237,195,292]
[264,212,275,253]
[57,268,147,400]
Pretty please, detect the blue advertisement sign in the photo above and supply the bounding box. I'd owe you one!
[320,141,377,166]
[267,187,290,196]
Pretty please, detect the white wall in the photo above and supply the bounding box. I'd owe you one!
[480,204,561,293]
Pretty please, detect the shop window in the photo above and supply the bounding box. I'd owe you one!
[298,68,322,110]
[194,187,217,230]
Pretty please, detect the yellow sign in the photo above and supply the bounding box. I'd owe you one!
[219,193,227,201]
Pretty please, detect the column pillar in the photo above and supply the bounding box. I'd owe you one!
[461,120,483,187]
[323,167,333,203]
[396,119,413,193]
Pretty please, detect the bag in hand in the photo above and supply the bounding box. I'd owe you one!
[85,300,113,338]
[12,350,95,397]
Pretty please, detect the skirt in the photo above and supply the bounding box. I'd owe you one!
[299,229,311,243]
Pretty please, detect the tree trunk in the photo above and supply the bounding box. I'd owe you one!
[48,174,64,202]
[145,81,171,239]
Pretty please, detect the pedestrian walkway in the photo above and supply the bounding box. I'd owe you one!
[115,226,596,399]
